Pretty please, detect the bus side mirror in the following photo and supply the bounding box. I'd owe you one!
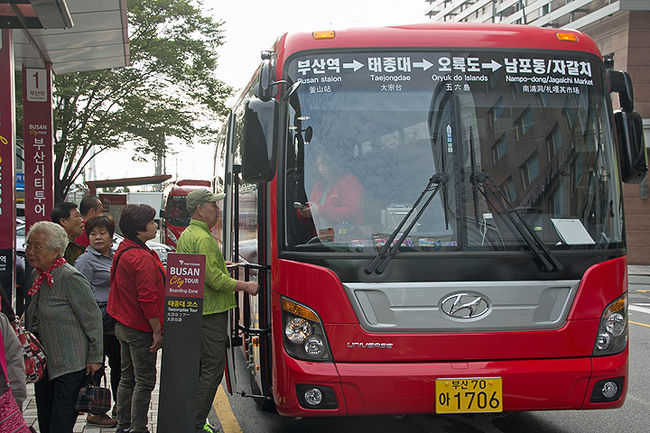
[256,60,277,102]
[242,97,278,182]
[607,70,634,112]
[159,209,165,218]
[615,110,648,184]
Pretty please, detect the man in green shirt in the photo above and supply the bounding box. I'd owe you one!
[176,188,259,433]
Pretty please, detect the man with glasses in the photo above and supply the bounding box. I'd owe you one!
[51,202,85,264]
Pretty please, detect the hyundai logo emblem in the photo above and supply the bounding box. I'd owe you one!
[440,292,490,319]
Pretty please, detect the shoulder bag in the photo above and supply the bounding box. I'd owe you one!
[10,317,46,384]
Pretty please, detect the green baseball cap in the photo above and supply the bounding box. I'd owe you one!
[186,188,225,214]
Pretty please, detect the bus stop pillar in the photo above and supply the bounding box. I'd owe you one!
[0,29,16,296]
[22,63,54,231]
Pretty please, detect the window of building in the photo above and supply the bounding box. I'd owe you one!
[574,153,583,187]
[504,177,517,202]
[551,185,565,216]
[547,125,562,158]
[520,151,539,188]
[540,3,551,16]
[488,96,505,129]
[492,135,508,163]
[516,107,534,139]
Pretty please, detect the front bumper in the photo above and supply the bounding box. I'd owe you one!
[273,347,628,417]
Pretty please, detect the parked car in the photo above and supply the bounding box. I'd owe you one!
[16,221,26,257]
[17,223,172,267]
[112,233,173,267]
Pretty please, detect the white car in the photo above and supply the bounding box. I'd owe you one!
[17,224,171,267]
[16,221,26,256]
[112,233,173,267]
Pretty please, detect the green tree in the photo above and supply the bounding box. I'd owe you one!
[47,0,231,202]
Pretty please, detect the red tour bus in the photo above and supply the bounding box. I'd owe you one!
[161,179,211,248]
[214,23,647,417]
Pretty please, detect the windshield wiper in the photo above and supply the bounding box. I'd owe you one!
[471,172,562,272]
[365,173,448,275]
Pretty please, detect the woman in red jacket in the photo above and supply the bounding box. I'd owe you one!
[107,204,165,433]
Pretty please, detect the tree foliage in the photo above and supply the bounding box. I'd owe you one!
[47,0,231,202]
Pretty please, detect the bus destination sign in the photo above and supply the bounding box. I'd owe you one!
[292,52,596,96]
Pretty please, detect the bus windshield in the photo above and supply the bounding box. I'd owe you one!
[283,50,623,254]
[165,195,191,227]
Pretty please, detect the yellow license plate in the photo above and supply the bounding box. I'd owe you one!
[435,377,503,413]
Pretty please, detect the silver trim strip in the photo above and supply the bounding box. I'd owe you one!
[343,280,580,333]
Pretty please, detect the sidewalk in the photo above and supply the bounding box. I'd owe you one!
[23,353,160,433]
[629,265,650,276]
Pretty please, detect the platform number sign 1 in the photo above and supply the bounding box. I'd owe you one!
[26,69,47,102]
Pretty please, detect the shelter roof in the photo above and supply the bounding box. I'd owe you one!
[2,0,129,74]
[86,175,172,196]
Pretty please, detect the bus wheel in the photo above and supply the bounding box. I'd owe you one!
[250,374,276,412]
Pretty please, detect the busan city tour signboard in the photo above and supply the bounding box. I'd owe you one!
[158,253,205,433]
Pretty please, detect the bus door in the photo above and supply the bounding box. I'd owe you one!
[222,109,273,408]
[220,113,238,394]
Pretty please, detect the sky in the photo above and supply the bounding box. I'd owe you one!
[93,1,428,184]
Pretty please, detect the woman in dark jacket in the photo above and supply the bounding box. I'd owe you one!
[107,204,165,433]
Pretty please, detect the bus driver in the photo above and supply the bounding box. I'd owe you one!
[297,145,364,241]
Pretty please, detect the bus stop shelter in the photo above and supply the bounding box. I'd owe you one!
[0,0,130,299]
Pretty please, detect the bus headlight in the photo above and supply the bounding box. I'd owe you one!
[605,313,625,337]
[285,317,313,343]
[282,297,332,361]
[593,293,627,356]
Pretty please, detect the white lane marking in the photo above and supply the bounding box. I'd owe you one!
[629,305,650,315]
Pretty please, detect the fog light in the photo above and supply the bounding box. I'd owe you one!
[304,336,325,357]
[601,381,618,399]
[304,387,323,406]
[596,333,612,351]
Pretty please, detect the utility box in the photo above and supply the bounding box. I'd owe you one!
[99,192,163,235]
[98,193,127,235]
[127,192,163,219]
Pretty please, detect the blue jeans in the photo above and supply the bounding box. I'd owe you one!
[34,368,86,433]
[115,322,157,433]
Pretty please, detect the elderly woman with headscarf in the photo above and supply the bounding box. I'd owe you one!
[25,221,103,433]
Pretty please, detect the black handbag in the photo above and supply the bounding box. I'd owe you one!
[74,374,111,415]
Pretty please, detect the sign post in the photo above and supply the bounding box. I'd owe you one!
[158,253,205,433]
[0,29,16,296]
[22,64,54,231]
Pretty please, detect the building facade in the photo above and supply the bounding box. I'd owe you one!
[425,0,650,263]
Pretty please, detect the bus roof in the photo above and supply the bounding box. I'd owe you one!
[176,179,211,187]
[164,179,211,197]
[276,23,601,59]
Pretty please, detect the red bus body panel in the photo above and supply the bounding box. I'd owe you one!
[270,257,627,416]
[278,24,602,58]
